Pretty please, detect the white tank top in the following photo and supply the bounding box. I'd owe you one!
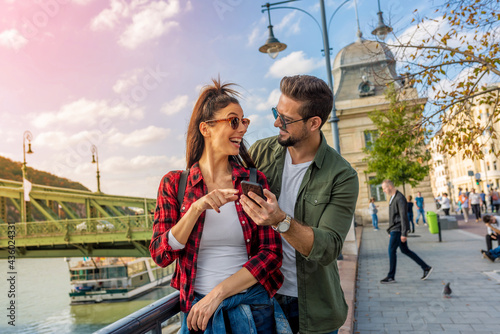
[168,202,248,295]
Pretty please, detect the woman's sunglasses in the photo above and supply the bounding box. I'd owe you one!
[204,116,251,130]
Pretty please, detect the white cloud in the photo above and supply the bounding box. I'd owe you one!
[266,51,323,78]
[0,29,28,50]
[90,0,130,30]
[113,68,144,94]
[161,95,190,115]
[274,12,301,35]
[254,88,281,111]
[34,130,105,150]
[71,0,96,5]
[101,154,184,174]
[107,125,170,147]
[118,1,181,49]
[31,98,144,129]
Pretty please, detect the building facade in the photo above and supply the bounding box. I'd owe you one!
[322,36,436,225]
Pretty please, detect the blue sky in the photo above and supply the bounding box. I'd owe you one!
[0,0,436,197]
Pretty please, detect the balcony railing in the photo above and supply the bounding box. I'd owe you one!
[95,291,181,334]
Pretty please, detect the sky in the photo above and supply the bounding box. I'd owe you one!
[0,0,437,198]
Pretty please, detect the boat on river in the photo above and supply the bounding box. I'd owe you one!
[67,257,174,304]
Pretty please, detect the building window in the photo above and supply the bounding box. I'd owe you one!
[369,177,386,202]
[364,130,379,150]
[494,161,497,171]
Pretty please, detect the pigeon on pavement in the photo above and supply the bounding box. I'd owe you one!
[443,282,452,298]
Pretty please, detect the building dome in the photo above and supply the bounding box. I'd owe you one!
[332,38,400,102]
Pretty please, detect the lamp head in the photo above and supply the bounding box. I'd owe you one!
[27,143,33,154]
[371,11,393,41]
[92,154,96,164]
[259,25,287,59]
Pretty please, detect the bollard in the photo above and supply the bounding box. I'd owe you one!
[437,216,442,242]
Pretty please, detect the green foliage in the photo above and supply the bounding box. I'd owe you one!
[0,156,89,191]
[363,84,431,188]
[387,0,500,158]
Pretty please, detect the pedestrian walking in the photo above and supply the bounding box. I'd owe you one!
[491,188,500,213]
[469,188,482,222]
[439,193,451,216]
[459,192,469,223]
[369,197,379,231]
[480,190,487,213]
[415,192,427,226]
[407,195,415,233]
[380,180,433,284]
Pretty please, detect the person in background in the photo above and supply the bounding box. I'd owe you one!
[380,180,433,284]
[149,79,287,333]
[415,192,427,226]
[482,215,500,251]
[491,188,500,213]
[407,195,415,233]
[480,190,487,213]
[440,193,451,216]
[469,188,482,222]
[458,192,469,223]
[369,197,379,231]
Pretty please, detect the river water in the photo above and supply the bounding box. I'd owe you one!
[0,258,175,334]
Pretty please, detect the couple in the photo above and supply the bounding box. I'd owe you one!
[150,75,359,334]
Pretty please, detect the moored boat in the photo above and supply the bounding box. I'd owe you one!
[67,257,174,304]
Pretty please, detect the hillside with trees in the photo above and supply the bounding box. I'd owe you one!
[0,156,89,191]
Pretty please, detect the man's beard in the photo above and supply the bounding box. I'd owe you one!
[277,126,307,147]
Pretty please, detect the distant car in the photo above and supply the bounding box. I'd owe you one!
[76,220,115,232]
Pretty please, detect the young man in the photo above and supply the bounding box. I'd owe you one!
[240,75,359,334]
[469,188,482,222]
[380,180,433,284]
[415,191,427,225]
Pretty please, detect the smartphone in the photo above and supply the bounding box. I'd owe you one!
[241,180,266,205]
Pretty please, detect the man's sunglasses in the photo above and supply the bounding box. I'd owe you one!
[272,107,311,130]
[204,116,251,130]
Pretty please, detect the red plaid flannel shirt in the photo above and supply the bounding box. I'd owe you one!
[149,161,283,312]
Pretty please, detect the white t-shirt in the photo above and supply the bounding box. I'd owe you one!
[168,202,248,295]
[277,150,312,297]
[487,218,500,235]
[470,193,481,205]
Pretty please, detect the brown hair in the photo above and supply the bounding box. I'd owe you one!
[280,75,333,127]
[185,78,255,169]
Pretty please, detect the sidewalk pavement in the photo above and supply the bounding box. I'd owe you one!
[354,222,500,334]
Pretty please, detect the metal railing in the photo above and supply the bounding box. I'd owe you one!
[95,291,181,334]
[0,214,153,239]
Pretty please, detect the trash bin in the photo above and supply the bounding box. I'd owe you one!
[426,211,439,234]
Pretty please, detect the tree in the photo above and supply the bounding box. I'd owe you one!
[385,0,500,159]
[364,84,431,194]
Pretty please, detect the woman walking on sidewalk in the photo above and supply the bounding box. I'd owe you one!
[369,197,379,231]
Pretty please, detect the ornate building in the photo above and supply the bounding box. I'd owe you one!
[322,34,436,225]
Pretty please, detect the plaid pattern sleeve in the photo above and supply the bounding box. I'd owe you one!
[238,169,284,297]
[149,171,185,268]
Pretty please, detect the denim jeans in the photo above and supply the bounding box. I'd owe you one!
[275,294,338,334]
[408,212,414,231]
[371,214,379,229]
[415,208,426,224]
[387,231,430,279]
[489,246,500,259]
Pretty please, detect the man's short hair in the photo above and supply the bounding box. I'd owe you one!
[280,75,333,127]
[483,215,492,223]
[382,179,394,187]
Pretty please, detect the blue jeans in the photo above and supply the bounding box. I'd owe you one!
[408,212,414,231]
[371,214,379,229]
[415,208,426,224]
[489,246,500,259]
[387,231,430,279]
[275,294,338,334]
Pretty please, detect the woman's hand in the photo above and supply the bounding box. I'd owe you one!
[187,293,223,332]
[193,188,239,213]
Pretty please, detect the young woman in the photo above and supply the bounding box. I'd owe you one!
[369,197,379,230]
[150,79,286,333]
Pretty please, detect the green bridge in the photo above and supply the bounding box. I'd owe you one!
[0,179,157,258]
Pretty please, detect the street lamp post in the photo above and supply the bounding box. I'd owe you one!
[371,0,393,41]
[22,131,34,222]
[259,0,351,154]
[91,145,101,193]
